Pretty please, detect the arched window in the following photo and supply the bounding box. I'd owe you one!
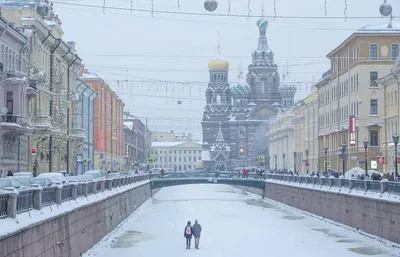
[216,95,221,104]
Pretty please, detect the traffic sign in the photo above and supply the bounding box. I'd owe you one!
[31,148,36,156]
[377,156,385,165]
[258,155,265,163]
[397,156,400,164]
[305,162,309,167]
[324,161,330,168]
[147,158,155,164]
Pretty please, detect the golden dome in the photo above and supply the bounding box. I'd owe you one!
[208,59,229,70]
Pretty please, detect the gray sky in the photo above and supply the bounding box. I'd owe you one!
[54,0,400,140]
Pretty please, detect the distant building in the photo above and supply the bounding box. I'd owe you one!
[80,65,125,171]
[123,111,149,167]
[75,81,97,175]
[151,141,202,171]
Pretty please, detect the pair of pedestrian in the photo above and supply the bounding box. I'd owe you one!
[183,219,202,249]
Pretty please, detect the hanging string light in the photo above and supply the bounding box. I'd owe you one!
[177,0,180,10]
[227,0,231,15]
[204,0,218,12]
[344,0,348,21]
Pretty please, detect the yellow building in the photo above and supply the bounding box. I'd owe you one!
[377,57,400,174]
[292,86,319,173]
[316,23,400,173]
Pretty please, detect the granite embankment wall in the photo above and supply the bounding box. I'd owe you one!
[264,181,400,244]
[234,186,264,196]
[0,182,151,257]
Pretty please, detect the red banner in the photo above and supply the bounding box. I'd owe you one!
[349,115,356,147]
[98,131,104,151]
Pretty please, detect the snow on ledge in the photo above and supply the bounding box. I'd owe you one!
[0,180,150,239]
[265,179,400,204]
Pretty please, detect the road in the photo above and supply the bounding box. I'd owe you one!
[84,184,398,257]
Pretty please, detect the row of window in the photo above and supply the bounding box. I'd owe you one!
[318,73,360,106]
[320,129,379,149]
[318,101,360,128]
[387,91,398,106]
[155,150,201,155]
[154,164,193,171]
[370,44,399,60]
[155,156,202,162]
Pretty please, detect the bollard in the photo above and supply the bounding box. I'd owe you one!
[71,183,78,200]
[100,180,106,191]
[31,184,43,210]
[82,182,89,197]
[55,186,62,205]
[5,188,18,218]
[92,181,97,194]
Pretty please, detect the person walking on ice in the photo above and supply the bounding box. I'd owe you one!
[192,219,202,249]
[184,221,193,249]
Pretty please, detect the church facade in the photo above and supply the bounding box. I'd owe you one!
[201,18,296,171]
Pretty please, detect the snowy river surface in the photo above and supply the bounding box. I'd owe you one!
[83,184,400,257]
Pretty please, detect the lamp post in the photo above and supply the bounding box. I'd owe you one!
[274,154,277,172]
[282,153,286,172]
[324,147,328,174]
[293,151,297,174]
[305,149,309,174]
[362,140,368,177]
[341,144,346,176]
[393,134,399,180]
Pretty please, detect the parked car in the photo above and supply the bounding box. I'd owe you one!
[14,176,34,187]
[83,170,104,180]
[33,177,53,187]
[0,177,23,190]
[36,172,67,184]
[67,175,94,183]
[13,172,33,178]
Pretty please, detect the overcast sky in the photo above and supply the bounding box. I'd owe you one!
[53,0,400,140]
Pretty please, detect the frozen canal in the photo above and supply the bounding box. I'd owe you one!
[84,184,399,257]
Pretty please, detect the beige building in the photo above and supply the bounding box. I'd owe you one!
[151,141,202,171]
[377,57,400,173]
[292,86,319,174]
[2,5,82,173]
[316,23,400,173]
[152,131,193,142]
[267,108,295,172]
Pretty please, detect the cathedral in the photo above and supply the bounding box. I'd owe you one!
[201,18,296,171]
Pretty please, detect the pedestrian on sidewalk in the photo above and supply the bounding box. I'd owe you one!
[192,219,202,249]
[183,221,193,249]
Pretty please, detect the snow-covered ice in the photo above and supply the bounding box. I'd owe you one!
[0,180,149,238]
[84,184,400,257]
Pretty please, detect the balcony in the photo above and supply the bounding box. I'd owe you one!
[69,128,85,138]
[30,116,52,128]
[0,114,29,131]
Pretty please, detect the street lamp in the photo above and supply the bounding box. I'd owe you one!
[362,140,369,177]
[305,149,309,174]
[393,134,399,180]
[324,147,328,174]
[274,154,277,172]
[341,144,346,176]
[293,152,297,173]
[282,153,286,172]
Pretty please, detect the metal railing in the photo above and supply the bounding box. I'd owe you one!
[150,171,262,180]
[0,174,149,219]
[265,174,399,196]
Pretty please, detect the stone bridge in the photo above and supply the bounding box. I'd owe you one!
[149,172,265,192]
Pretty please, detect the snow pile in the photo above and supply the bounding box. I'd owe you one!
[0,180,150,238]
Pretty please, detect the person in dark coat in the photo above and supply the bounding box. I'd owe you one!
[183,221,193,249]
[7,170,13,176]
[192,219,202,249]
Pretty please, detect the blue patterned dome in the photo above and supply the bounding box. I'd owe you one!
[256,18,268,28]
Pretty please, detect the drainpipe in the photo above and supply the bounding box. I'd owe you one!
[88,91,96,171]
[65,53,79,174]
[19,34,29,72]
[49,38,61,172]
[80,84,90,172]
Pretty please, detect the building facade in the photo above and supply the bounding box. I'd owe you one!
[75,80,96,175]
[378,56,400,174]
[151,141,202,171]
[1,2,82,174]
[80,66,124,171]
[316,23,400,173]
[152,131,193,142]
[0,16,33,176]
[123,111,148,166]
[201,18,296,171]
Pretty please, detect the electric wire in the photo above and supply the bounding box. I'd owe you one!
[52,1,394,19]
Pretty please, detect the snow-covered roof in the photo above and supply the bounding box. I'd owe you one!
[201,151,211,161]
[356,22,400,34]
[151,142,185,148]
